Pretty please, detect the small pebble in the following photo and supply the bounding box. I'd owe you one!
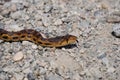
[79,48,86,54]
[54,19,63,25]
[73,73,81,80]
[10,4,17,12]
[9,24,23,31]
[1,9,10,16]
[112,24,120,37]
[101,1,111,9]
[101,57,109,67]
[97,52,106,59]
[112,11,120,16]
[39,68,46,75]
[27,73,35,80]
[107,67,115,73]
[23,68,32,74]
[13,51,24,61]
[23,2,30,8]
[24,78,28,80]
[47,74,62,80]
[42,14,51,26]
[0,15,3,20]
[32,44,38,49]
[15,73,24,80]
[22,41,32,45]
[11,11,22,19]
[106,16,120,23]
[44,4,53,13]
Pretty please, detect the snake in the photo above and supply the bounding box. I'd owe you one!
[0,29,77,47]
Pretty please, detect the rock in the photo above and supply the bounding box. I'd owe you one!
[39,68,46,75]
[107,67,115,73]
[13,51,24,61]
[54,19,63,25]
[112,11,120,16]
[73,73,81,80]
[46,74,62,80]
[0,15,3,20]
[22,41,32,45]
[23,2,30,8]
[97,52,106,59]
[3,66,21,73]
[9,24,23,31]
[83,42,92,48]
[0,23,4,28]
[32,44,38,49]
[111,24,120,38]
[15,73,24,80]
[0,5,3,11]
[42,14,52,26]
[16,2,24,10]
[87,67,102,79]
[24,78,28,80]
[11,0,24,3]
[1,9,10,16]
[44,4,53,13]
[101,1,111,9]
[23,15,30,21]
[106,16,120,23]
[11,11,22,19]
[10,4,17,12]
[101,57,109,67]
[27,73,35,80]
[23,68,32,74]
[50,53,83,72]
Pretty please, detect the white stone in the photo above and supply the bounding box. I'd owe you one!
[32,44,38,49]
[15,73,24,80]
[107,67,115,73]
[10,4,17,12]
[22,41,31,45]
[1,9,10,15]
[73,73,81,80]
[13,51,24,61]
[11,11,22,19]
[54,19,63,25]
[0,15,3,20]
[102,57,109,67]
[50,53,83,72]
[112,24,120,37]
[24,78,28,80]
[9,24,23,31]
[23,68,32,74]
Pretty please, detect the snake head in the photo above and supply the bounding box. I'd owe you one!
[66,35,77,44]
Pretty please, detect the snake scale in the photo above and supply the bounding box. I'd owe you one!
[0,29,77,47]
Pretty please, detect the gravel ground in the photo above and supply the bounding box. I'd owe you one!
[0,0,120,80]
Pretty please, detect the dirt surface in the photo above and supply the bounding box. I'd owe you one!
[0,0,120,80]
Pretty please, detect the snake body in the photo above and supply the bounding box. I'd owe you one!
[0,29,77,47]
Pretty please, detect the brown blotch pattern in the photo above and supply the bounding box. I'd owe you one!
[0,29,77,47]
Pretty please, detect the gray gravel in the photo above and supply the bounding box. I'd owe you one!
[0,0,120,80]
